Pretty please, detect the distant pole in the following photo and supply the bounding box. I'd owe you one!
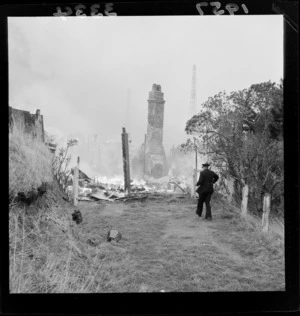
[121,128,131,194]
[189,64,197,117]
[143,134,147,176]
[191,139,198,198]
[73,156,80,206]
[98,143,101,169]
[194,138,198,170]
[126,89,131,133]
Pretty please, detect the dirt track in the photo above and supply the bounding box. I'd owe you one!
[69,194,285,292]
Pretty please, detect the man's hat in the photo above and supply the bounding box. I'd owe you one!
[202,162,210,167]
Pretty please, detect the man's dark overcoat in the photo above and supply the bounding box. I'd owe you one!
[196,169,219,194]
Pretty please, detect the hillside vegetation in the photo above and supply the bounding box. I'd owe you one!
[9,125,94,292]
[9,124,53,204]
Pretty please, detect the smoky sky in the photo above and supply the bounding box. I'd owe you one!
[8,16,283,152]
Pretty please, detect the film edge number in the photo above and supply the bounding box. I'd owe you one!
[196,2,249,15]
[53,3,117,18]
[53,2,249,18]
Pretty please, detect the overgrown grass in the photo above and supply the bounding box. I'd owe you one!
[58,195,284,293]
[211,196,285,290]
[9,123,53,203]
[9,182,106,293]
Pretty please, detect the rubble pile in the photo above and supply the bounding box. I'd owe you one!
[67,174,190,202]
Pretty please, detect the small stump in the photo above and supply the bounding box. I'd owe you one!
[107,230,122,242]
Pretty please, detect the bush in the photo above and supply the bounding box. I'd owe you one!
[9,124,53,203]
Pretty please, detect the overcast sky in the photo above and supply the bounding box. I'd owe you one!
[8,15,283,151]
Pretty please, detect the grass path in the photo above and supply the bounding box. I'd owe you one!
[69,194,284,292]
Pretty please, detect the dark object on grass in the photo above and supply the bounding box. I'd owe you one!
[16,182,49,205]
[72,210,83,224]
[37,182,48,196]
[107,230,122,242]
[87,238,98,246]
[17,190,39,205]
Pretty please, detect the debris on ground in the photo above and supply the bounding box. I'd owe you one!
[79,187,92,196]
[107,230,122,242]
[87,238,98,246]
[66,175,190,203]
[72,210,83,224]
[90,189,115,202]
[78,196,94,201]
[115,193,148,202]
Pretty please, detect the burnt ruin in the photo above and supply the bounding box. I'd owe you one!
[144,84,168,178]
[9,106,45,143]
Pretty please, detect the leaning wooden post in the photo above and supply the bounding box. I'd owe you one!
[262,193,271,232]
[121,128,131,194]
[241,179,249,218]
[73,156,80,206]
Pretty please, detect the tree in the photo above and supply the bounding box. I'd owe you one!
[182,81,283,216]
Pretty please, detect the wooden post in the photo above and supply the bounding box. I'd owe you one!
[121,128,131,194]
[226,177,234,203]
[73,156,80,206]
[262,193,271,232]
[241,180,249,218]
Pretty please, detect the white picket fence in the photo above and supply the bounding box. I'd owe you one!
[192,170,272,233]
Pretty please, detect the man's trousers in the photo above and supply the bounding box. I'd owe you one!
[196,192,212,219]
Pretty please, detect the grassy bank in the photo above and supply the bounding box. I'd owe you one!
[9,124,53,203]
[9,181,101,293]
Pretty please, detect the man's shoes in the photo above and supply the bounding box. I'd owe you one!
[196,211,202,217]
[204,217,212,221]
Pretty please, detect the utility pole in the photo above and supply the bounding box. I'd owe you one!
[192,139,198,198]
[98,143,101,170]
[121,127,131,194]
[189,64,197,118]
[143,134,147,176]
[126,89,131,134]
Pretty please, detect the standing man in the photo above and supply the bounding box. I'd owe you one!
[196,162,219,220]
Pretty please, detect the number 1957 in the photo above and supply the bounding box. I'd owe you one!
[196,2,249,15]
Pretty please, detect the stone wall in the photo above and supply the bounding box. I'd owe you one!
[9,106,45,143]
